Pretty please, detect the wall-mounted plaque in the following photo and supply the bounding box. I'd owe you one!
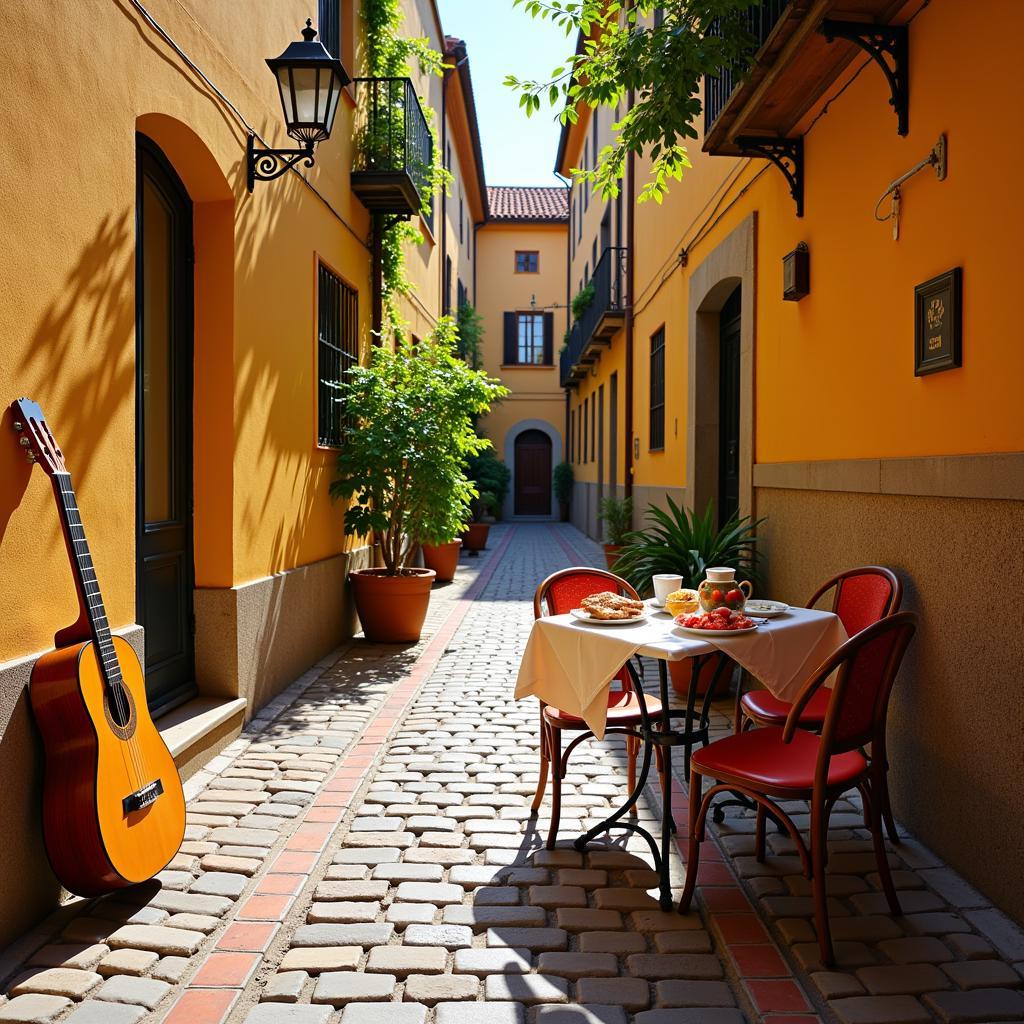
[914,268,962,375]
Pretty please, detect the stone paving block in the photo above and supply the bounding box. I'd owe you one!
[535,1008,627,1024]
[344,832,416,848]
[150,957,190,983]
[190,872,248,899]
[371,864,443,882]
[395,882,464,904]
[386,903,437,927]
[404,974,479,1003]
[904,913,970,936]
[333,848,401,865]
[164,911,220,933]
[314,881,389,902]
[855,963,951,995]
[652,930,713,954]
[278,946,362,974]
[244,1005,333,1024]
[11,969,102,999]
[946,933,997,959]
[829,995,932,1023]
[261,971,307,1002]
[579,932,647,955]
[474,886,520,906]
[922,987,1024,1022]
[149,891,234,917]
[339,1006,428,1024]
[105,924,204,956]
[435,1003,525,1024]
[365,946,447,976]
[27,946,109,971]
[404,924,473,949]
[95,949,158,977]
[654,981,736,1007]
[443,905,545,930]
[876,936,953,964]
[92,975,171,1009]
[405,848,477,866]
[307,901,380,924]
[812,971,866,999]
[626,953,723,980]
[291,924,393,948]
[536,953,617,979]
[528,885,587,909]
[453,948,532,976]
[635,1012,745,1024]
[311,972,397,1004]
[201,854,261,875]
[964,908,1024,960]
[554,909,623,933]
[941,959,1023,989]
[64,1003,146,1024]
[575,978,649,1010]
[484,974,569,1004]
[486,928,567,951]
[0,995,73,1023]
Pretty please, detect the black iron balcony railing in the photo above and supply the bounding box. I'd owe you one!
[351,77,432,216]
[703,1,790,135]
[560,246,629,387]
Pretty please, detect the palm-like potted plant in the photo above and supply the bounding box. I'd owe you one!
[598,495,633,570]
[614,497,764,697]
[331,319,506,642]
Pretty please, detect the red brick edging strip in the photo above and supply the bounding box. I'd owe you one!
[161,527,518,1024]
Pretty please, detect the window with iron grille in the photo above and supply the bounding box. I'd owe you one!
[318,0,340,58]
[318,263,358,448]
[583,398,589,462]
[515,251,540,273]
[649,326,666,451]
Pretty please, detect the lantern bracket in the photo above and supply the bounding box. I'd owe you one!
[820,20,909,136]
[735,135,804,217]
[247,133,315,193]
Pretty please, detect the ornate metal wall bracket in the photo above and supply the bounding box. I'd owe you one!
[735,135,804,217]
[820,20,909,136]
[246,133,315,193]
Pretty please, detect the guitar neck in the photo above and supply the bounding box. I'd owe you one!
[51,472,121,687]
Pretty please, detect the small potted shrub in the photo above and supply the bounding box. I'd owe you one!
[467,450,510,521]
[463,491,497,554]
[553,461,574,522]
[598,495,633,571]
[331,319,506,642]
[614,498,764,697]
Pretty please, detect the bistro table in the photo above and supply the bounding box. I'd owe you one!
[515,606,847,911]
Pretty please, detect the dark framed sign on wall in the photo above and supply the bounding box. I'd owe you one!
[914,267,962,376]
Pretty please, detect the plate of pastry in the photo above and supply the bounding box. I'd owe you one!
[571,592,647,626]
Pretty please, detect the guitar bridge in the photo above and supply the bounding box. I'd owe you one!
[123,779,164,815]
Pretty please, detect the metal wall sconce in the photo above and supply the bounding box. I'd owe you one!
[247,20,351,193]
[782,242,810,301]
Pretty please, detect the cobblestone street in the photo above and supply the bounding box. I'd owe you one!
[0,524,1022,1024]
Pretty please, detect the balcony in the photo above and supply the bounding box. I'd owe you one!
[351,77,432,216]
[561,246,628,388]
[703,0,909,157]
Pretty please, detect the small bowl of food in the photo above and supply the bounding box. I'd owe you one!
[665,588,700,618]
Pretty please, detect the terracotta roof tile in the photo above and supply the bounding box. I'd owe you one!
[487,186,568,222]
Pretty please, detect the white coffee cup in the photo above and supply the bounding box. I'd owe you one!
[652,574,683,607]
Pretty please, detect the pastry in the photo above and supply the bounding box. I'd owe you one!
[580,591,645,620]
[665,588,700,617]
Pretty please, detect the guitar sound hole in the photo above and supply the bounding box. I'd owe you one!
[103,683,137,740]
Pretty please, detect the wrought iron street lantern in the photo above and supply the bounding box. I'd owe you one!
[247,20,350,192]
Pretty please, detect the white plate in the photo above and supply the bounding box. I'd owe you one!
[571,608,647,626]
[644,598,672,616]
[674,622,759,637]
[744,600,790,617]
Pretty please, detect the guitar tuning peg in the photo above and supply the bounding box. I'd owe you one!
[19,437,31,447]
[12,421,23,432]
[25,452,36,464]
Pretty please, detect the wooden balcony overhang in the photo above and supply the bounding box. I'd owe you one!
[350,170,423,215]
[703,0,909,158]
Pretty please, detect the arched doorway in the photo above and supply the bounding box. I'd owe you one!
[136,135,196,714]
[514,429,553,516]
[718,284,741,526]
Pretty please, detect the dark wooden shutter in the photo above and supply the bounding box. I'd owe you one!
[543,312,554,365]
[504,312,517,364]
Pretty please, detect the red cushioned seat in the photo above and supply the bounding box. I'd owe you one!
[740,687,831,727]
[691,726,867,792]
[544,689,663,728]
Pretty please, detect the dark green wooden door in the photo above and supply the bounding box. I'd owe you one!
[136,136,196,714]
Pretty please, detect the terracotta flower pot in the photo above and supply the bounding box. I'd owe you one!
[463,522,490,552]
[668,651,734,699]
[349,568,435,643]
[421,539,462,583]
[603,544,622,572]
[559,501,570,523]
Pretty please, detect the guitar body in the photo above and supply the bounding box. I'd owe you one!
[31,635,186,896]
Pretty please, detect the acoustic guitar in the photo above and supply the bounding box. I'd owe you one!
[12,397,185,896]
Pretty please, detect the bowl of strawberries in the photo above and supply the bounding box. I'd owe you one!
[674,606,758,636]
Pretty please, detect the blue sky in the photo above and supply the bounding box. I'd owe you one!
[435,0,572,187]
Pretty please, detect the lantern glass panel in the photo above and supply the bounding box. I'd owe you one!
[289,66,321,126]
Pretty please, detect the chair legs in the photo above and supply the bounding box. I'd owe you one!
[544,725,564,850]
[880,768,900,845]
[531,710,549,814]
[626,735,639,818]
[869,772,903,916]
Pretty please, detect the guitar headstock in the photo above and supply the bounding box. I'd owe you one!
[10,397,67,476]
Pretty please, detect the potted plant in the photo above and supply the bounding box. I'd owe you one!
[420,537,461,583]
[462,491,497,554]
[553,461,574,522]
[466,450,510,521]
[331,319,506,642]
[614,498,764,697]
[598,496,633,571]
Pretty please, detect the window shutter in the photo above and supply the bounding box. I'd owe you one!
[504,312,517,364]
[543,312,554,365]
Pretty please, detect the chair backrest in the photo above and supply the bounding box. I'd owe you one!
[807,566,902,638]
[534,567,641,691]
[786,612,917,763]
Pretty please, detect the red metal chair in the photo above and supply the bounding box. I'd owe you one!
[530,567,664,849]
[681,612,917,966]
[735,566,903,839]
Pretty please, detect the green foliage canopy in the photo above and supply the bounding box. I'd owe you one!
[330,319,508,572]
[506,0,760,203]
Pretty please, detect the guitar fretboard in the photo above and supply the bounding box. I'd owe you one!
[53,471,122,690]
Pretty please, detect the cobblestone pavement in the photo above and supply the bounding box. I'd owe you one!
[0,524,1022,1024]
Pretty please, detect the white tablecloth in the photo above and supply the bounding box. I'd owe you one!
[514,607,847,739]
